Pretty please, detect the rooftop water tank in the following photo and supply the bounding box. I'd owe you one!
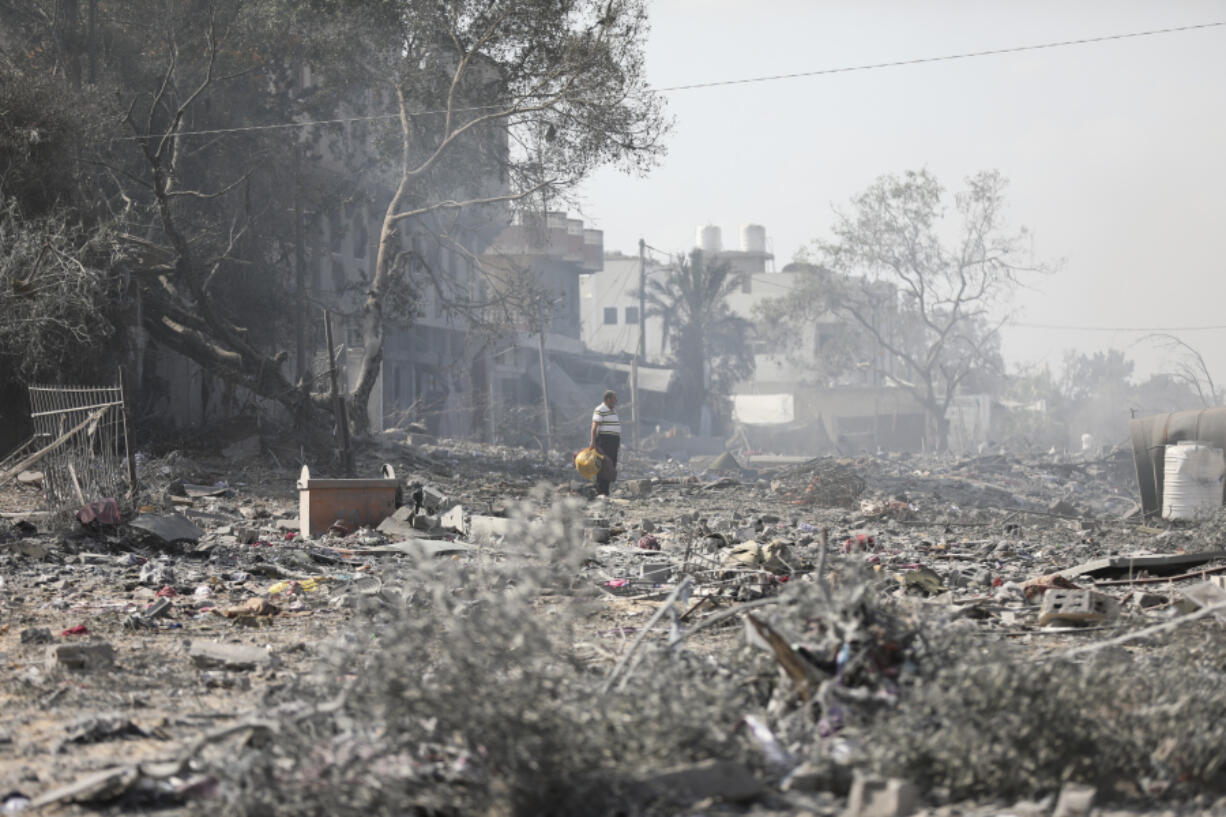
[696,224,722,255]
[741,223,766,253]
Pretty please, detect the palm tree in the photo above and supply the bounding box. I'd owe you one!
[640,249,754,434]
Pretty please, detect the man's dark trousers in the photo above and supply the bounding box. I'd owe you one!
[595,434,619,496]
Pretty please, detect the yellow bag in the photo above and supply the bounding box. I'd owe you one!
[574,446,604,480]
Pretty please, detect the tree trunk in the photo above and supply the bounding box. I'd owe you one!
[348,86,411,438]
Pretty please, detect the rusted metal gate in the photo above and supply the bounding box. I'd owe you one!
[26,382,133,505]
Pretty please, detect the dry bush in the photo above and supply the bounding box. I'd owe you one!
[213,488,752,817]
[867,625,1226,800]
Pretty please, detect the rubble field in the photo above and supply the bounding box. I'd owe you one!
[5,432,1226,817]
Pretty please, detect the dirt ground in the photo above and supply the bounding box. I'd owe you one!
[4,433,1226,816]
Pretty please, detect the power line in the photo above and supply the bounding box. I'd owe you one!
[1017,320,1226,333]
[656,21,1224,92]
[103,20,1223,142]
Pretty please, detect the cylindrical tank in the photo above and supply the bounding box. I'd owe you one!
[696,224,722,254]
[741,223,766,253]
[1162,440,1225,521]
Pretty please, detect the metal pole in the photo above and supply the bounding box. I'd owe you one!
[293,143,306,382]
[118,366,137,501]
[635,238,646,449]
[630,356,639,451]
[324,309,353,475]
[537,329,552,456]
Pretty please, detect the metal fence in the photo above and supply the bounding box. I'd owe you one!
[27,382,131,506]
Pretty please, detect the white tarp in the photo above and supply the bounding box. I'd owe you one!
[733,393,794,425]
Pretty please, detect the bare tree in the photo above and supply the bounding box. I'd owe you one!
[797,170,1049,450]
[1146,333,1222,408]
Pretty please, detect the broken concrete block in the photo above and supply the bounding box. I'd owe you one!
[468,515,511,540]
[584,526,611,545]
[440,504,464,532]
[16,470,43,486]
[1038,589,1120,626]
[1176,580,1226,621]
[189,641,274,671]
[624,479,652,497]
[640,561,672,583]
[145,597,173,619]
[843,774,918,817]
[46,641,115,671]
[1053,783,1096,817]
[642,759,761,804]
[21,627,54,644]
[377,506,418,539]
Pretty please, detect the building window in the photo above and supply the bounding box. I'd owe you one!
[625,306,639,324]
[603,306,618,325]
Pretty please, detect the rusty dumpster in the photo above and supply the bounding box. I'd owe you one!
[297,464,400,537]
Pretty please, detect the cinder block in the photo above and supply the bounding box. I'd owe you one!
[843,774,918,817]
[640,561,673,583]
[47,641,115,671]
[1038,589,1119,626]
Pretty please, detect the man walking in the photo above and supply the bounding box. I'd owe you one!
[590,390,620,496]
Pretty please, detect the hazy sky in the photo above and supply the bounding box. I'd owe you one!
[576,0,1226,385]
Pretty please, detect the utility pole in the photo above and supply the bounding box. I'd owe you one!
[634,237,645,449]
[293,143,306,383]
[537,328,553,457]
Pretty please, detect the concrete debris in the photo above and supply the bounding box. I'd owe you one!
[20,627,54,644]
[128,513,204,544]
[7,434,1226,816]
[843,774,919,817]
[468,514,512,540]
[641,759,762,804]
[188,641,275,671]
[47,641,115,671]
[1037,589,1120,626]
[1052,783,1096,817]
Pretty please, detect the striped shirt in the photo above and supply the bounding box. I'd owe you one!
[593,402,621,436]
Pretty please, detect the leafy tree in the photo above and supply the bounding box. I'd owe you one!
[0,0,667,437]
[641,249,754,435]
[772,169,1047,450]
[299,0,669,433]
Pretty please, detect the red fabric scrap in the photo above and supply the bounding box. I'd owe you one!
[60,625,88,637]
[76,498,121,526]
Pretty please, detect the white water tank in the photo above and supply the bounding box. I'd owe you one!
[741,223,766,253]
[696,224,722,254]
[1162,440,1226,521]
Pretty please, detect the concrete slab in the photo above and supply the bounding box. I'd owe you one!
[128,514,204,544]
[1060,550,1226,580]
